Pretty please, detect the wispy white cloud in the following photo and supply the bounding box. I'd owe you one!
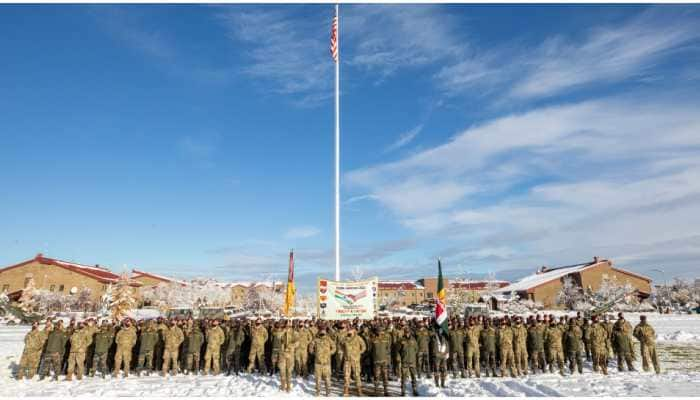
[176,133,221,168]
[384,124,423,153]
[285,226,321,239]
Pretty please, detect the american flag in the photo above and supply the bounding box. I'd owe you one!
[330,15,338,62]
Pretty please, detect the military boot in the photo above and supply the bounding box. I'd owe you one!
[434,374,439,387]
[440,375,446,388]
[343,386,349,397]
[357,383,363,397]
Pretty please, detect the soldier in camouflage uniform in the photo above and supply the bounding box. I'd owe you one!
[527,317,546,373]
[399,327,419,397]
[90,321,114,378]
[137,320,159,376]
[512,317,528,376]
[633,315,660,374]
[295,322,313,378]
[40,320,68,380]
[431,329,449,388]
[498,318,517,377]
[184,321,204,374]
[247,319,269,374]
[564,318,583,374]
[480,319,497,377]
[113,319,137,378]
[581,318,592,361]
[415,320,432,379]
[66,322,90,381]
[17,322,47,380]
[590,316,609,375]
[334,322,348,378]
[343,326,366,396]
[309,327,336,397]
[269,321,284,376]
[204,319,225,375]
[278,320,298,393]
[371,325,392,396]
[465,318,481,377]
[225,320,246,376]
[448,321,466,378]
[612,320,635,372]
[162,319,184,376]
[544,319,565,375]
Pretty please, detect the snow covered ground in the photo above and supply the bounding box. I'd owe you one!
[1,313,699,397]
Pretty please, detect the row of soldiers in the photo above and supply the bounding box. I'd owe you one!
[16,312,661,397]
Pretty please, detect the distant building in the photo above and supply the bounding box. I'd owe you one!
[131,269,188,288]
[0,254,141,302]
[229,281,284,308]
[494,257,652,309]
[378,281,425,307]
[378,278,510,308]
[417,277,509,302]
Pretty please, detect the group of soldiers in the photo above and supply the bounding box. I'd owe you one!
[16,312,661,397]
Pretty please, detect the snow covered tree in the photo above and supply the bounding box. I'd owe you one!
[75,287,93,312]
[18,277,39,313]
[110,273,136,321]
[556,276,585,310]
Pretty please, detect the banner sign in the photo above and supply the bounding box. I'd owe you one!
[317,277,378,320]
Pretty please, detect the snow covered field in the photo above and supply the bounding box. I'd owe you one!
[1,313,699,397]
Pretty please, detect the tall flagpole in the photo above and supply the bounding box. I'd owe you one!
[334,3,341,281]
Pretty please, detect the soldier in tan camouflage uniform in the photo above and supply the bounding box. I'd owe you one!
[278,320,298,393]
[295,322,313,378]
[204,319,225,375]
[512,317,528,376]
[498,318,517,377]
[544,318,565,375]
[465,318,481,377]
[309,327,336,397]
[17,322,47,380]
[343,326,366,396]
[634,315,660,374]
[66,322,90,381]
[113,319,137,378]
[589,316,609,375]
[162,319,185,376]
[247,319,269,374]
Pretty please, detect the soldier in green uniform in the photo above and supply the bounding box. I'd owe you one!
[564,318,583,374]
[309,327,336,397]
[343,326,366,396]
[528,317,546,373]
[90,321,114,378]
[136,320,159,376]
[370,325,392,396]
[184,321,204,375]
[247,319,269,374]
[544,318,565,375]
[581,318,592,362]
[399,326,419,397]
[415,320,432,379]
[465,318,481,377]
[40,320,68,381]
[204,319,225,375]
[498,318,517,377]
[512,317,528,376]
[268,321,284,376]
[226,320,246,375]
[17,322,48,380]
[612,321,635,372]
[480,319,497,377]
[633,315,660,374]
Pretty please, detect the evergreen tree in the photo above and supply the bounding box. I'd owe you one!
[18,277,38,313]
[110,273,136,321]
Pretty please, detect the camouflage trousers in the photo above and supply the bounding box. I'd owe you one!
[66,352,86,380]
[417,351,431,377]
[203,348,221,374]
[294,349,308,376]
[482,350,497,376]
[40,352,62,379]
[315,362,332,396]
[466,348,480,377]
[184,352,199,373]
[247,345,266,374]
[278,352,295,392]
[499,346,516,377]
[17,350,42,379]
[450,351,465,377]
[162,348,180,375]
[514,345,528,375]
[137,351,155,372]
[335,350,345,376]
[640,344,660,374]
[592,346,608,374]
[567,350,583,374]
[547,347,565,374]
[617,351,634,372]
[400,364,417,395]
[433,357,447,387]
[113,347,133,376]
[91,352,109,376]
[529,349,546,373]
[373,361,389,394]
[343,358,363,395]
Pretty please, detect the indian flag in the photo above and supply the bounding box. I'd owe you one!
[435,258,448,335]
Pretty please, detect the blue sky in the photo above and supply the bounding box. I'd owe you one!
[1,4,700,293]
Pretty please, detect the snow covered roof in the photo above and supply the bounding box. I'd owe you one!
[0,254,141,286]
[228,281,282,289]
[379,281,425,290]
[495,259,607,294]
[450,280,510,290]
[131,269,188,286]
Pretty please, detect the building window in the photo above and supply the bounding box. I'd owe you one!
[50,285,56,292]
[426,292,433,299]
[58,285,65,292]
